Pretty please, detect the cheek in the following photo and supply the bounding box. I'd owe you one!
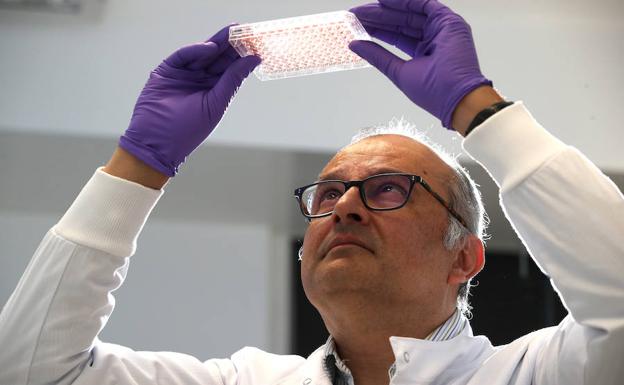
[387,215,441,252]
[409,203,449,246]
[384,215,450,273]
[302,220,326,258]
[300,220,328,277]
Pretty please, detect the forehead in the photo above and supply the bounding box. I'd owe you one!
[320,135,452,181]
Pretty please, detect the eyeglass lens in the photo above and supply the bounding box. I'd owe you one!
[303,174,412,216]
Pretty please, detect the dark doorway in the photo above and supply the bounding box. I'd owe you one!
[290,240,566,356]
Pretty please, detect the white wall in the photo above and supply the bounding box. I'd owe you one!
[0,213,282,358]
[0,0,622,170]
[104,219,276,358]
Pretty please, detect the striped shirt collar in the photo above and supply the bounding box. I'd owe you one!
[323,309,467,384]
[426,308,467,341]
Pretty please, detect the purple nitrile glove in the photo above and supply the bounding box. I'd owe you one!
[348,0,492,129]
[119,25,261,177]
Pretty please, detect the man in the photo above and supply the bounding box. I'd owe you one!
[1,1,622,384]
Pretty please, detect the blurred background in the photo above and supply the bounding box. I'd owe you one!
[1,0,622,359]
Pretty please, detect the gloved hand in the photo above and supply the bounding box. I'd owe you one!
[349,0,492,129]
[119,25,261,177]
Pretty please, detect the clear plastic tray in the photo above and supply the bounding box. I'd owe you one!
[229,11,371,81]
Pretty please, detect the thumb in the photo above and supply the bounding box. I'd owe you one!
[210,55,261,110]
[349,40,405,83]
[165,42,220,69]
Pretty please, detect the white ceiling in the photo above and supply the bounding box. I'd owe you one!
[1,0,622,171]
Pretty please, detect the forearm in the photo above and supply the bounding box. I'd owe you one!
[504,149,624,384]
[0,232,129,384]
[503,149,624,324]
[464,103,624,318]
[464,104,624,383]
[0,170,163,384]
[104,146,170,190]
[451,86,505,136]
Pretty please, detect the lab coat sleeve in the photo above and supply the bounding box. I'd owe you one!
[463,102,624,385]
[0,169,239,385]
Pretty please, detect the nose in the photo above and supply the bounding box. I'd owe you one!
[331,185,369,225]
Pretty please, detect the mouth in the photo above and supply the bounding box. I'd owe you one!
[329,243,362,252]
[324,236,372,257]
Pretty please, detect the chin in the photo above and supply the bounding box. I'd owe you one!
[311,261,375,295]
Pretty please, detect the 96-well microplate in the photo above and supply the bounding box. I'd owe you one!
[228,11,371,81]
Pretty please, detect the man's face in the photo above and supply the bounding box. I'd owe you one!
[301,135,458,319]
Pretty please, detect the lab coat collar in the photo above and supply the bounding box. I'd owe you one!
[388,323,494,383]
[280,323,494,385]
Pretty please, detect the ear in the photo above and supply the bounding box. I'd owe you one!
[447,235,485,285]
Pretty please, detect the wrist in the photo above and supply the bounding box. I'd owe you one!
[451,86,505,136]
[103,147,170,190]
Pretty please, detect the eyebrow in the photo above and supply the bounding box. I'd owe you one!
[318,167,408,181]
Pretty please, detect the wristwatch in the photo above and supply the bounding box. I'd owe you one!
[465,101,514,136]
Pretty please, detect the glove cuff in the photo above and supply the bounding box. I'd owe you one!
[118,135,177,177]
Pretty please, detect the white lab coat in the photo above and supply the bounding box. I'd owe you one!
[0,102,622,385]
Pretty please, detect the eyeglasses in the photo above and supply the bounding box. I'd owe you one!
[294,173,467,228]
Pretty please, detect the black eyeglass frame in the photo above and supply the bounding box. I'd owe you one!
[293,173,468,228]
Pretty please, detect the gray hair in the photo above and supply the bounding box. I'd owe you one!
[350,117,488,316]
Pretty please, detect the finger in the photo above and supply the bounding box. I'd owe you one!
[165,42,220,69]
[204,46,241,74]
[378,0,446,14]
[349,40,405,84]
[360,20,423,39]
[350,3,427,29]
[366,27,420,55]
[210,55,261,108]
